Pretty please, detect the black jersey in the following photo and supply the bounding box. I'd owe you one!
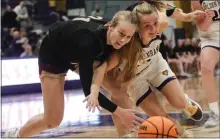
[39,19,113,65]
[39,19,117,113]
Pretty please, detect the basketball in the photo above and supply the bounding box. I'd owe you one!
[138,116,178,138]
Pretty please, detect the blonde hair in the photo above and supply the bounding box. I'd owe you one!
[137,0,166,12]
[116,34,144,82]
[109,10,139,29]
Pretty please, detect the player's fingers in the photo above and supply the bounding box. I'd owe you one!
[132,109,141,114]
[97,105,102,112]
[83,97,88,103]
[133,120,141,127]
[135,116,145,123]
[92,105,96,113]
[88,105,92,112]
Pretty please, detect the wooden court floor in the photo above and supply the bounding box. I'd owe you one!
[1,77,220,138]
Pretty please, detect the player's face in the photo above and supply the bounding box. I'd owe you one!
[138,12,159,39]
[108,21,136,49]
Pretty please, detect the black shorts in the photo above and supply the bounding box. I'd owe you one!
[38,35,78,76]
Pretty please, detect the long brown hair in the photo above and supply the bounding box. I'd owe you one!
[115,33,144,82]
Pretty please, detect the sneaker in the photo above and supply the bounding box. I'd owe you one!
[4,128,19,137]
[180,130,194,138]
[204,111,219,128]
[183,94,203,121]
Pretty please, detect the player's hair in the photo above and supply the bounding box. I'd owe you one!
[107,11,145,82]
[116,34,145,82]
[109,10,139,30]
[137,0,166,12]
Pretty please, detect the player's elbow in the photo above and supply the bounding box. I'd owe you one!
[159,19,168,32]
[163,19,169,28]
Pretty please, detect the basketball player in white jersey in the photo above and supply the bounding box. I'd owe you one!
[192,1,220,128]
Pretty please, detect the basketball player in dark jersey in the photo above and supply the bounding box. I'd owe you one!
[4,11,145,137]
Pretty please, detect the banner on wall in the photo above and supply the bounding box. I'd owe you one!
[2,58,80,86]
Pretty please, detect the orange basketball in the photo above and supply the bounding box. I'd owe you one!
[138,116,178,138]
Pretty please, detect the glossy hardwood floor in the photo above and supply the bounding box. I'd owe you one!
[1,77,219,138]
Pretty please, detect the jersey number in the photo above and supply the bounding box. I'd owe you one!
[213,8,220,21]
[72,16,103,22]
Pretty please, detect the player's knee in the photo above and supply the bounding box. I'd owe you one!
[44,116,63,129]
[201,62,214,74]
[200,56,215,73]
[45,119,62,129]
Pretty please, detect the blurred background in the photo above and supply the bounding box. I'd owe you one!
[1,0,219,95]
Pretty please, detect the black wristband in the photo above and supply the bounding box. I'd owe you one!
[166,4,176,17]
[98,93,117,113]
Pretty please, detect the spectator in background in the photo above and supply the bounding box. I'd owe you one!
[2,28,18,57]
[33,32,46,56]
[91,4,104,17]
[9,30,24,57]
[49,11,69,23]
[191,38,201,75]
[13,0,29,28]
[18,28,29,48]
[183,38,196,72]
[166,39,191,77]
[175,39,191,75]
[2,5,20,29]
[20,44,33,58]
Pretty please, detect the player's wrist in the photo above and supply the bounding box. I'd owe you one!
[113,106,123,116]
[91,84,100,95]
[184,13,193,21]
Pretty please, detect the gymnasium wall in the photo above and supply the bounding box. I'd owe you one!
[1,58,82,95]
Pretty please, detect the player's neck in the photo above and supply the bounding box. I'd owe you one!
[142,37,152,46]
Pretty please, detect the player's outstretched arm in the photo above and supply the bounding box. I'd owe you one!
[191,1,214,31]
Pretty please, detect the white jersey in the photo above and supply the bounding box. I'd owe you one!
[199,0,220,42]
[135,35,163,74]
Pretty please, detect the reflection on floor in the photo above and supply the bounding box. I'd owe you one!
[1,77,220,137]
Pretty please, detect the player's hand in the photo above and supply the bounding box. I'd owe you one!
[188,10,206,20]
[205,9,215,18]
[83,93,102,112]
[114,107,145,131]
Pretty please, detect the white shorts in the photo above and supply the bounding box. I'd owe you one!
[200,40,220,50]
[127,59,176,106]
